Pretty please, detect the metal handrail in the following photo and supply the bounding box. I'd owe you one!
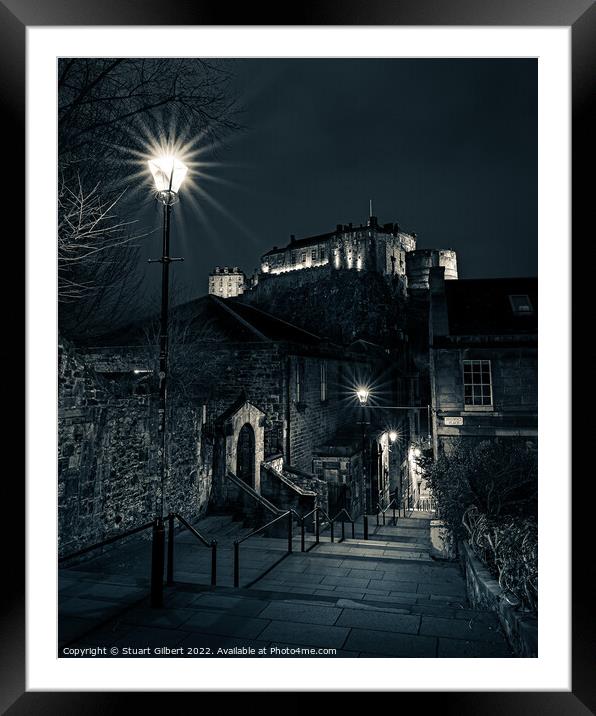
[167,513,217,587]
[317,506,356,543]
[226,470,283,517]
[376,497,399,526]
[234,508,301,587]
[58,519,156,564]
[172,512,212,547]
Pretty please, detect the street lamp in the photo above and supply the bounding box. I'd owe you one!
[355,385,370,539]
[147,153,188,607]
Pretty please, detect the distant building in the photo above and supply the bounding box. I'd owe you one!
[428,268,538,458]
[260,215,417,280]
[208,266,246,298]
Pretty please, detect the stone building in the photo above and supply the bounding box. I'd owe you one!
[59,295,413,553]
[260,215,416,281]
[428,268,538,457]
[208,266,246,298]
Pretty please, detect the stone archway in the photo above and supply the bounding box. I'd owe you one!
[213,397,265,505]
[236,423,255,487]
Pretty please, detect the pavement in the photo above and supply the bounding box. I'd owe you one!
[59,511,515,658]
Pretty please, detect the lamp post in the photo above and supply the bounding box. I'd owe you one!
[147,155,188,607]
[356,386,370,540]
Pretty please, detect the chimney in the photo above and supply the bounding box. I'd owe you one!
[290,235,295,243]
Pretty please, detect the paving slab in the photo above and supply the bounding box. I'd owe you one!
[180,611,271,640]
[257,601,342,626]
[343,629,436,657]
[336,609,420,635]
[257,621,350,649]
[420,615,505,643]
[437,637,514,658]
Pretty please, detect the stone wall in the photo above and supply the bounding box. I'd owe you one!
[288,355,345,473]
[460,541,538,658]
[241,266,408,345]
[58,340,210,558]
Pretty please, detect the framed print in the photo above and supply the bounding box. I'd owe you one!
[11,0,592,708]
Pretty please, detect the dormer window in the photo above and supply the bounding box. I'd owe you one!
[509,295,534,314]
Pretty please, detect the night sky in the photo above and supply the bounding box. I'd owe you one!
[137,59,537,305]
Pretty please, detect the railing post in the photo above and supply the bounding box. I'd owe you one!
[166,513,174,586]
[287,511,293,553]
[363,514,369,540]
[376,509,379,527]
[211,541,217,587]
[150,518,165,608]
[233,541,239,588]
[330,519,334,543]
[341,520,345,542]
[301,518,305,552]
[315,509,320,544]
[382,510,386,526]
[392,504,396,525]
[351,521,355,539]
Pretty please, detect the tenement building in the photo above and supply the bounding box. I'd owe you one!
[428,267,538,456]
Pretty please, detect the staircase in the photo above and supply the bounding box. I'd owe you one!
[60,510,515,657]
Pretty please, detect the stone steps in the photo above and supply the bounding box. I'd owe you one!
[59,509,514,657]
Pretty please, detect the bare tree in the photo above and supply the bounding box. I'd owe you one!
[58,58,240,339]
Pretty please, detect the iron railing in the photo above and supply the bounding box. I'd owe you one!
[314,506,357,543]
[375,497,399,527]
[166,512,217,587]
[58,519,156,564]
[233,508,301,587]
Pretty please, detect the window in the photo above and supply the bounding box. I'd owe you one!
[320,362,327,401]
[463,359,493,407]
[301,252,307,263]
[509,294,534,314]
[311,248,317,260]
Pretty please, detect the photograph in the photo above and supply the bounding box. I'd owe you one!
[56,56,539,660]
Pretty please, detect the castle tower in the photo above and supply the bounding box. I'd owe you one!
[405,249,458,291]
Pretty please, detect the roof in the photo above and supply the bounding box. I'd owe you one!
[223,298,323,344]
[84,294,324,348]
[262,232,335,257]
[444,277,538,336]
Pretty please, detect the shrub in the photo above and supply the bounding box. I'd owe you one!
[463,506,537,612]
[426,438,537,542]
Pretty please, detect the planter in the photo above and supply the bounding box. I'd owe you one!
[460,540,537,658]
[429,519,457,560]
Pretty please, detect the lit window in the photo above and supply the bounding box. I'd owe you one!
[509,295,534,314]
[463,360,493,407]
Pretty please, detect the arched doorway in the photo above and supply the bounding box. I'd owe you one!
[236,423,255,487]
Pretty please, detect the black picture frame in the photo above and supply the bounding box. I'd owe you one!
[11,0,592,708]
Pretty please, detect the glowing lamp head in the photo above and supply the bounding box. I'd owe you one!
[389,430,398,443]
[356,386,370,405]
[413,447,421,458]
[148,155,188,203]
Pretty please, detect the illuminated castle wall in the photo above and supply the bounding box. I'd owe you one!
[260,216,416,279]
